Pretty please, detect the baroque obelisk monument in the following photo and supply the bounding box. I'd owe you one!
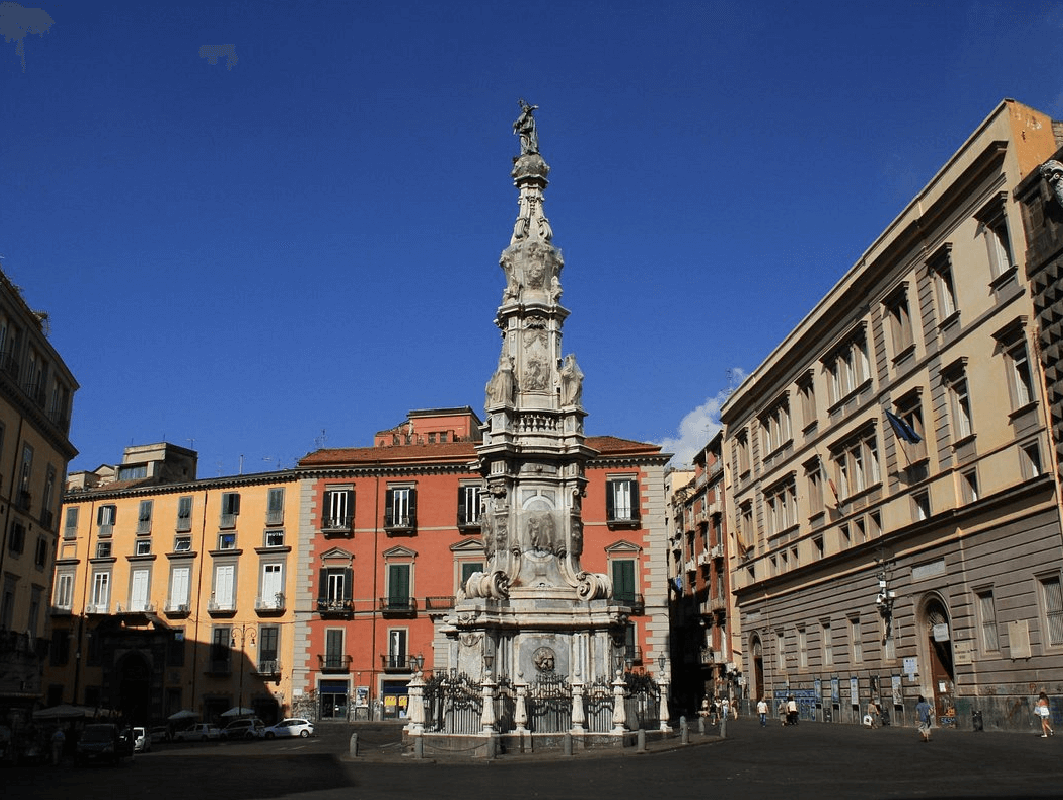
[440,101,629,690]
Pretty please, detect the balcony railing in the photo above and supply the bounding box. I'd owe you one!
[383,512,416,535]
[207,598,236,616]
[254,659,281,677]
[116,602,156,613]
[49,604,72,616]
[381,654,412,672]
[614,593,645,615]
[266,509,284,526]
[379,597,417,616]
[255,593,286,613]
[85,604,109,615]
[321,516,353,536]
[623,646,643,665]
[316,598,353,617]
[424,596,455,611]
[164,603,191,616]
[318,654,352,673]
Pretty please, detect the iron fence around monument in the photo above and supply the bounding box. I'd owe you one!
[623,672,660,730]
[586,677,614,733]
[528,670,572,733]
[424,672,482,734]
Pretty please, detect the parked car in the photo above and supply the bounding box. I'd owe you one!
[262,718,314,739]
[221,718,265,740]
[132,726,151,753]
[172,723,222,742]
[149,726,170,743]
[76,724,135,765]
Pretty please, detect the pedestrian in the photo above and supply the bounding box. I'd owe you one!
[915,694,934,742]
[721,698,730,721]
[786,695,799,726]
[865,700,880,728]
[50,726,65,766]
[757,696,768,727]
[1036,691,1054,738]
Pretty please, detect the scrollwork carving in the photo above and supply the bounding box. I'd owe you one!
[1042,160,1063,207]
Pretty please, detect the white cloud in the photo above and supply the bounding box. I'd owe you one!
[658,371,746,467]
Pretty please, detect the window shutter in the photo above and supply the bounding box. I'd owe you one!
[318,568,327,601]
[605,484,615,520]
[343,568,354,601]
[349,490,355,524]
[268,489,284,513]
[384,489,394,526]
[630,481,640,518]
[408,490,417,524]
[389,564,409,602]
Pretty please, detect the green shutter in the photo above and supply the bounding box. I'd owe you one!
[388,564,410,605]
[612,560,636,603]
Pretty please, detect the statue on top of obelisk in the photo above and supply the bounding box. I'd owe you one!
[513,98,539,156]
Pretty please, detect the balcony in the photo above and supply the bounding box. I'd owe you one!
[207,598,236,617]
[316,598,353,618]
[710,595,727,613]
[711,544,724,560]
[116,602,156,614]
[266,509,284,526]
[379,597,417,617]
[614,593,645,615]
[383,512,416,536]
[49,604,72,616]
[85,604,109,615]
[318,654,352,674]
[623,646,643,666]
[255,593,286,615]
[457,509,480,532]
[321,515,353,537]
[381,654,412,672]
[254,659,282,677]
[699,647,715,666]
[424,596,455,611]
[164,603,191,618]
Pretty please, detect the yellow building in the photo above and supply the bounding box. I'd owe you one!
[721,100,1063,730]
[0,267,78,726]
[50,444,300,725]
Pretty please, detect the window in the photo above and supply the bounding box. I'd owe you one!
[458,560,483,592]
[977,194,1015,281]
[168,566,190,611]
[945,365,973,440]
[930,244,959,321]
[960,469,979,505]
[54,572,74,610]
[798,627,808,669]
[41,466,56,528]
[825,327,872,405]
[174,535,192,552]
[764,477,797,535]
[129,568,150,611]
[259,626,279,673]
[264,529,285,547]
[830,428,881,501]
[994,324,1035,410]
[798,373,817,431]
[266,488,285,525]
[7,519,28,556]
[850,616,863,663]
[387,629,408,670]
[95,540,112,559]
[884,284,915,358]
[259,563,284,609]
[97,504,116,536]
[322,487,354,531]
[458,484,482,528]
[611,559,637,605]
[63,507,79,539]
[384,487,416,530]
[387,563,412,610]
[176,496,193,532]
[805,459,824,516]
[606,477,640,525]
[90,571,110,612]
[218,532,237,550]
[1022,441,1044,479]
[117,463,147,481]
[822,620,833,666]
[892,392,928,462]
[977,590,1000,652]
[220,492,240,528]
[776,630,786,671]
[135,538,152,556]
[17,443,33,510]
[50,629,70,666]
[317,566,353,611]
[137,500,153,535]
[323,628,346,670]
[760,397,792,455]
[735,430,750,476]
[1041,576,1063,647]
[912,490,931,521]
[211,626,232,672]
[812,535,824,559]
[212,564,235,611]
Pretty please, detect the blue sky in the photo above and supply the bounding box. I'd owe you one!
[6,0,1063,474]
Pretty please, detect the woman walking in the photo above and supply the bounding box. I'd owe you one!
[915,695,933,742]
[1036,691,1054,738]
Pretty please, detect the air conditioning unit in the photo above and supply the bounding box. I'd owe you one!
[178,604,189,613]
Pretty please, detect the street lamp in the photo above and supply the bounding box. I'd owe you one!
[231,624,256,717]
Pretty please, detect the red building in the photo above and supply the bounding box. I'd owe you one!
[292,407,669,721]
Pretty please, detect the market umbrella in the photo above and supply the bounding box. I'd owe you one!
[220,706,255,718]
[32,704,92,721]
[167,709,198,722]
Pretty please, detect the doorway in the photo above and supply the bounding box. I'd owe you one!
[923,596,956,724]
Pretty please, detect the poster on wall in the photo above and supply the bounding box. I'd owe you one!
[850,676,859,706]
[891,675,902,707]
[831,676,839,704]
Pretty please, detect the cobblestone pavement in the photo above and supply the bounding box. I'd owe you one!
[5,717,1063,799]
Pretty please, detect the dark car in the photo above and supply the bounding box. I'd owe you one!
[221,718,265,740]
[76,724,135,765]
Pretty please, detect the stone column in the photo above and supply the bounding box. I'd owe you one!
[481,668,497,734]
[571,678,585,733]
[514,678,529,732]
[611,671,627,734]
[407,669,426,736]
[658,678,671,732]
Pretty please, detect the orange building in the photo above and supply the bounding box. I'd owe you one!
[292,407,670,721]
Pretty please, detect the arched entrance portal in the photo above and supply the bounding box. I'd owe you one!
[922,596,956,725]
[116,651,153,725]
[750,634,764,703]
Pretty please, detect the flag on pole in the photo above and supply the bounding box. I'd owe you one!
[885,409,922,444]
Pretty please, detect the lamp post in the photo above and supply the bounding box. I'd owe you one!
[657,654,671,732]
[407,653,426,735]
[231,624,256,718]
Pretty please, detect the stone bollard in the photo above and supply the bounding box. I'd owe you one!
[563,732,573,757]
[349,733,359,757]
[680,716,689,745]
[698,716,705,736]
[720,714,727,740]
[636,728,646,753]
[413,736,424,759]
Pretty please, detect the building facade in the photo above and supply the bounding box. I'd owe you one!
[50,444,300,725]
[667,432,735,714]
[291,407,671,722]
[0,268,78,727]
[720,99,1063,730]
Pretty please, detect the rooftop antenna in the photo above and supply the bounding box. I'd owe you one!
[314,429,327,449]
[239,454,244,474]
[187,438,195,451]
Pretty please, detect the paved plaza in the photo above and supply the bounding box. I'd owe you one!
[5,717,1063,799]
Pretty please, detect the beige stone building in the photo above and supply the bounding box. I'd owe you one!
[720,99,1063,730]
[51,444,300,725]
[0,268,78,726]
